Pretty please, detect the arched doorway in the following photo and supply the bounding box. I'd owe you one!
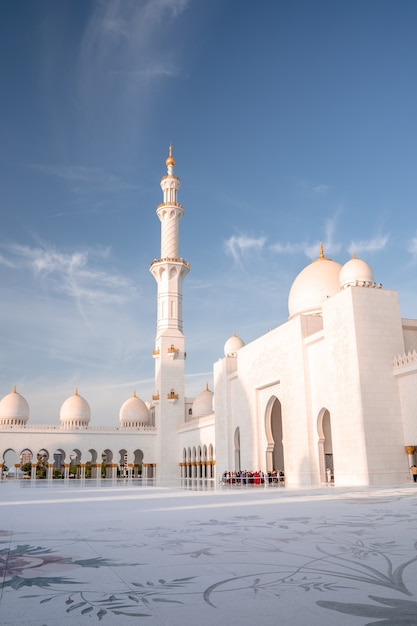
[234,427,241,472]
[317,408,333,483]
[265,397,284,474]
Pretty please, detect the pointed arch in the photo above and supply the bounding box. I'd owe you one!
[265,396,284,473]
[234,427,241,472]
[317,408,333,483]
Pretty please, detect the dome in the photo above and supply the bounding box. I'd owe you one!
[224,332,245,357]
[0,386,29,425]
[192,384,214,418]
[119,391,150,427]
[340,254,374,289]
[288,246,342,319]
[60,389,91,429]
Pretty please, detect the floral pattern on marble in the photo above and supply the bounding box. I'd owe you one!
[2,499,417,623]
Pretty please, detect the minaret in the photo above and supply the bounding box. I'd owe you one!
[150,146,189,481]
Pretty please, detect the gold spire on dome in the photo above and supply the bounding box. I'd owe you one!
[133,389,137,398]
[13,385,17,393]
[75,387,79,396]
[166,144,176,168]
[205,383,209,391]
[352,250,357,259]
[315,242,330,261]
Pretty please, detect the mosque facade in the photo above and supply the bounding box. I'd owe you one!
[1,149,417,486]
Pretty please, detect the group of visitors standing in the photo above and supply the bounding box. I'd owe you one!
[221,470,285,485]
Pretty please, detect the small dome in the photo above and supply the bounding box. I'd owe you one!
[60,389,91,429]
[0,386,29,425]
[224,332,245,357]
[192,384,214,418]
[119,390,150,427]
[340,254,374,288]
[288,245,342,319]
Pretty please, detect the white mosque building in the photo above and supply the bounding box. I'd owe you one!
[2,148,417,486]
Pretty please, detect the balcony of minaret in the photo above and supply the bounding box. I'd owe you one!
[160,175,180,182]
[152,349,160,359]
[167,345,179,358]
[152,392,160,401]
[157,202,183,210]
[149,257,190,269]
[167,390,179,402]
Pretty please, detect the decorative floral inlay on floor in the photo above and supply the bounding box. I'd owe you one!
[2,496,417,623]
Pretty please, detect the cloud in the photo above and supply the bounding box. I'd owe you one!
[349,235,389,254]
[78,0,190,92]
[144,0,190,21]
[0,253,16,269]
[224,234,266,264]
[312,184,331,194]
[408,236,417,256]
[0,243,138,316]
[271,217,341,260]
[31,164,137,193]
[269,241,306,255]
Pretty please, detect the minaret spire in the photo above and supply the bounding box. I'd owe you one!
[150,146,190,335]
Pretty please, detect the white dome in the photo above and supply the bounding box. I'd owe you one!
[288,247,342,319]
[60,389,91,429]
[224,332,245,357]
[340,255,374,288]
[0,387,29,425]
[119,391,150,427]
[192,385,214,418]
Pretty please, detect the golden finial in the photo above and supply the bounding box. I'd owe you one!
[75,387,79,396]
[13,385,17,393]
[205,383,209,391]
[314,242,331,262]
[166,144,175,168]
[133,389,137,398]
[352,250,357,259]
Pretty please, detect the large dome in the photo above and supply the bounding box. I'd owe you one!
[288,246,342,319]
[0,386,29,426]
[60,389,91,429]
[224,332,245,357]
[340,255,374,288]
[192,384,214,418]
[119,391,150,427]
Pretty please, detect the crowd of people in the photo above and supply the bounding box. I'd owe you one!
[221,470,285,486]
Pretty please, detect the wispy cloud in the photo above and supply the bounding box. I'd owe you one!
[349,235,389,254]
[78,0,190,95]
[408,235,417,257]
[305,218,341,259]
[270,217,341,260]
[224,234,266,264]
[31,164,137,193]
[313,184,331,194]
[0,253,16,269]
[0,243,138,319]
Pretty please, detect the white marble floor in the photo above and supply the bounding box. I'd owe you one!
[1,480,417,625]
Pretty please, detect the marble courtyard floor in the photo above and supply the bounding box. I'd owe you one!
[1,480,417,625]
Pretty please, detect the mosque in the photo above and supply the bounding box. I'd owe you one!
[1,148,417,486]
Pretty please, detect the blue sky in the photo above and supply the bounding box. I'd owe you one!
[1,0,417,425]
